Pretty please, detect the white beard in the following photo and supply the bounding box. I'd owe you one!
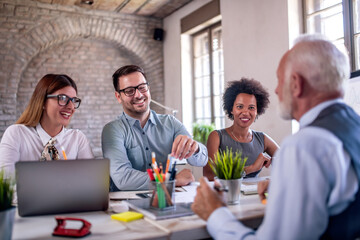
[277,82,293,120]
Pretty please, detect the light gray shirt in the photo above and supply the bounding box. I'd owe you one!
[102,110,208,191]
[206,99,358,239]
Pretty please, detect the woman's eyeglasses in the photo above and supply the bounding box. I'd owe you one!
[47,94,81,109]
[117,82,149,97]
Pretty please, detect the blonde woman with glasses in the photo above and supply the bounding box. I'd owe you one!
[0,74,94,177]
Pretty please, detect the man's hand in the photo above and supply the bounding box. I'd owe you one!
[171,135,199,159]
[258,179,270,202]
[191,177,226,221]
[175,168,195,186]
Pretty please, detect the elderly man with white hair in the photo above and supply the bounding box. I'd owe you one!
[191,34,360,239]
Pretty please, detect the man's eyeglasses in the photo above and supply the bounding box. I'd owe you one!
[47,94,81,109]
[118,82,149,97]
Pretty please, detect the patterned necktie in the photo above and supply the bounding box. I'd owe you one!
[40,137,60,161]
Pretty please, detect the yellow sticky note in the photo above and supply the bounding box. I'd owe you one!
[111,211,143,222]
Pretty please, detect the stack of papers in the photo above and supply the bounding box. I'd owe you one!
[241,176,270,195]
[240,184,258,195]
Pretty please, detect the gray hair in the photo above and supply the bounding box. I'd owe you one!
[285,34,350,93]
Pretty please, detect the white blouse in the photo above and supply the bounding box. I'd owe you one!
[0,123,94,177]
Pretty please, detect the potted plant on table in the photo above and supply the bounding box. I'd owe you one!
[0,169,15,240]
[209,147,247,205]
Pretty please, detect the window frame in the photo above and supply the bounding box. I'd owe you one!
[303,0,359,72]
[191,21,224,127]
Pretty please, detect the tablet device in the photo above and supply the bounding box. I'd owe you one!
[125,198,194,220]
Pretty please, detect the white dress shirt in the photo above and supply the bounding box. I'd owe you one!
[207,99,359,239]
[0,123,94,177]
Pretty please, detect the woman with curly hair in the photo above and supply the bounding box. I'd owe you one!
[203,78,279,180]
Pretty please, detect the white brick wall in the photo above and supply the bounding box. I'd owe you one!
[0,0,165,157]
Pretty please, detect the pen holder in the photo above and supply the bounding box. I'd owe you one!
[149,180,175,210]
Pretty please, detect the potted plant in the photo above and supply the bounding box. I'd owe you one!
[192,122,215,145]
[209,147,247,204]
[0,169,15,240]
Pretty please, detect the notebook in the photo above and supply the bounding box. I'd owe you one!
[15,159,110,217]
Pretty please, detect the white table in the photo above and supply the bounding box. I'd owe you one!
[12,192,265,240]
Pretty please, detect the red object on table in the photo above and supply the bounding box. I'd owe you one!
[52,216,91,238]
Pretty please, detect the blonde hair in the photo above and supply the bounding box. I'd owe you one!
[16,74,78,127]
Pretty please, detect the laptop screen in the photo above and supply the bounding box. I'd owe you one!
[15,159,109,217]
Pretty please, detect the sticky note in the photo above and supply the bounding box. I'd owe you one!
[111,211,144,222]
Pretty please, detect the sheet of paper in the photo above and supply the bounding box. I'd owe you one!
[174,182,199,203]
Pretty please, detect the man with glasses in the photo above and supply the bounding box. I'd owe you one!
[102,65,208,191]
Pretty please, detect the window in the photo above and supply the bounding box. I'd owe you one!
[303,0,360,71]
[192,23,225,128]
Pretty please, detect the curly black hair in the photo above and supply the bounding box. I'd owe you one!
[223,78,270,120]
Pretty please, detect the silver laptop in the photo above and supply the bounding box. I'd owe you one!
[15,159,109,217]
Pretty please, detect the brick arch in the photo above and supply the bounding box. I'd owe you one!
[2,15,163,126]
[9,16,159,90]
[2,15,164,155]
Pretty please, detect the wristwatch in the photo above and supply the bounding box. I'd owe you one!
[242,169,247,178]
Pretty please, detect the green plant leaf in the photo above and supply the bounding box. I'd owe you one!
[192,122,215,145]
[210,147,247,180]
[0,169,15,211]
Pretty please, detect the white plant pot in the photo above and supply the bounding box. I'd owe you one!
[0,207,16,240]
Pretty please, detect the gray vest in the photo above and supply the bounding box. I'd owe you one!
[309,103,360,239]
[216,129,265,178]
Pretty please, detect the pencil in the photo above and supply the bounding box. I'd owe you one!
[61,146,67,160]
[165,154,170,179]
[151,152,156,165]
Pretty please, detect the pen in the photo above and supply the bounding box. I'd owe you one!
[61,146,67,160]
[151,152,156,166]
[153,165,163,183]
[165,154,170,179]
[169,162,177,181]
[214,186,229,192]
[146,169,155,181]
[159,163,163,174]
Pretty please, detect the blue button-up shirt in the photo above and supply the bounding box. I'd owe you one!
[102,110,208,191]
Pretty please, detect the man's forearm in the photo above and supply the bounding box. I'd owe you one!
[187,142,208,167]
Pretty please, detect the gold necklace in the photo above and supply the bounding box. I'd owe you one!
[231,130,251,142]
